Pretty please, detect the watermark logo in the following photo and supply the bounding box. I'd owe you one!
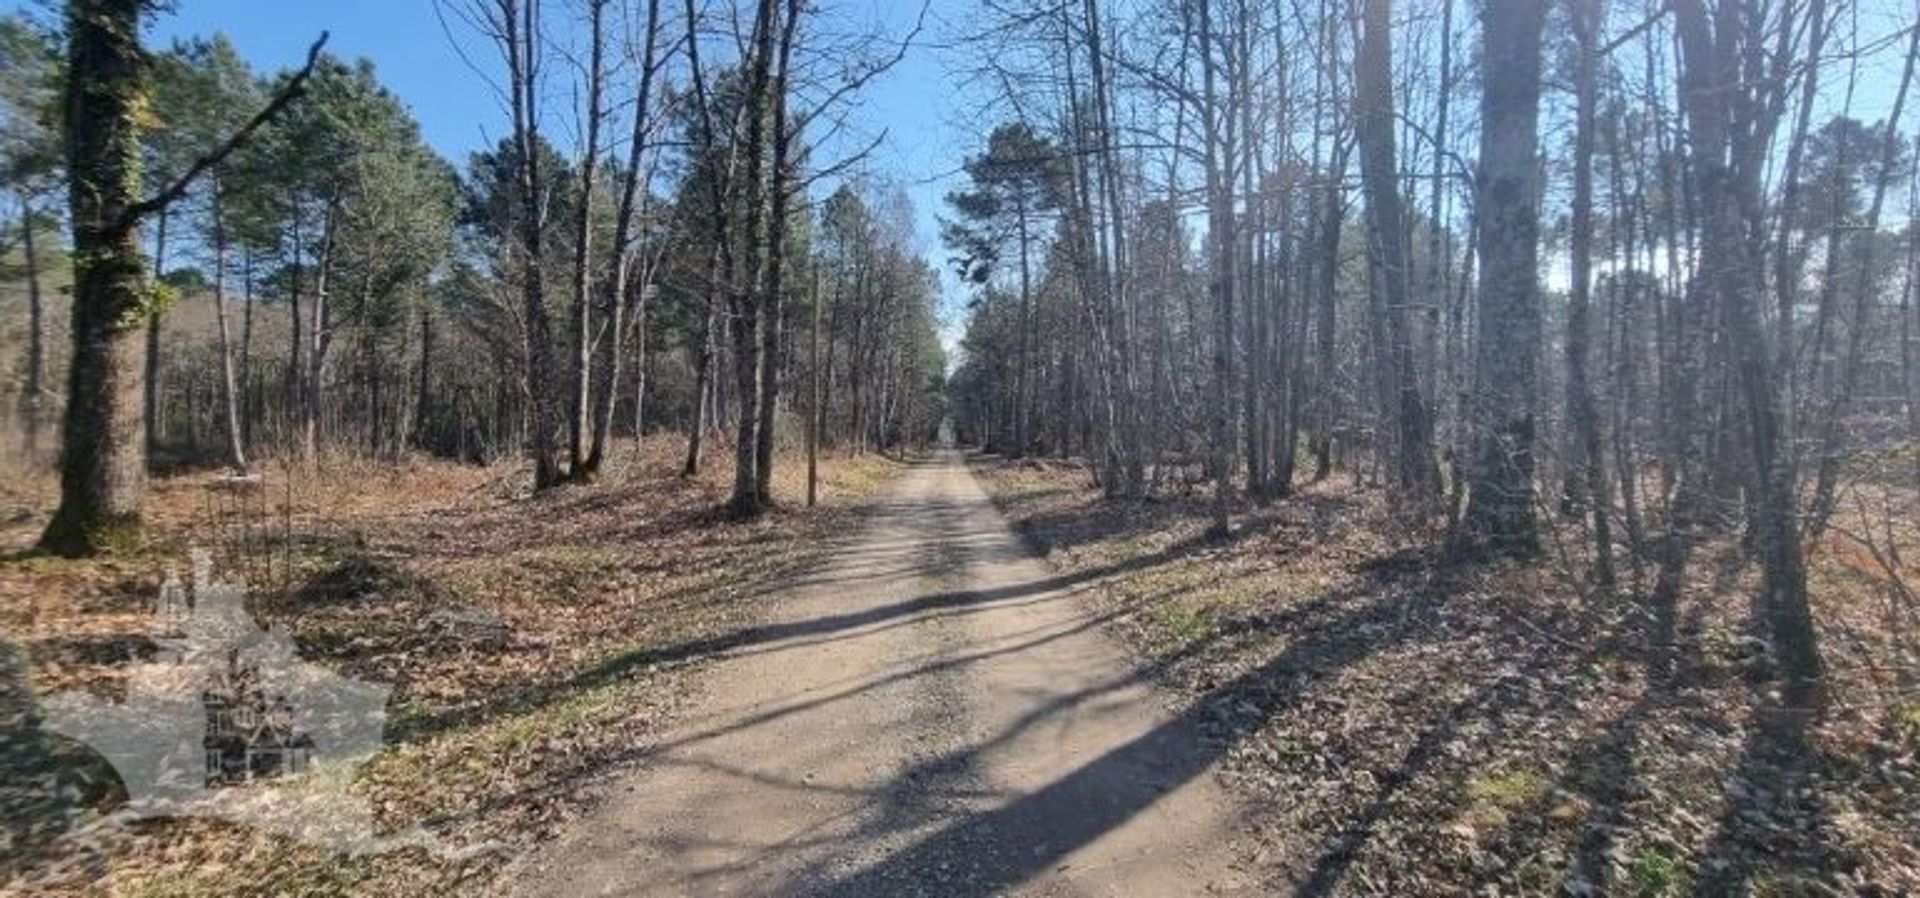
[40,550,487,858]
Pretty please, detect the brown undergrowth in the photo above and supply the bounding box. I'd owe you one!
[1,438,906,896]
[972,454,1920,897]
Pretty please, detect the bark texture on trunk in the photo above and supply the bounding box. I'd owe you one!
[569,0,607,481]
[41,0,152,555]
[1353,0,1437,506]
[508,0,562,489]
[1462,0,1545,552]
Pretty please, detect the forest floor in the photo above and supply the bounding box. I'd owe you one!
[970,455,1920,896]
[5,445,1918,896]
[1,438,905,895]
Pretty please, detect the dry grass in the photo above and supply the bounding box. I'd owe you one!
[971,455,1920,897]
[1,438,908,895]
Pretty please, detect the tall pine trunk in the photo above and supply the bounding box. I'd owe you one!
[302,200,337,463]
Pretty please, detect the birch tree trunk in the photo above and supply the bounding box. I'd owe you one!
[210,182,248,472]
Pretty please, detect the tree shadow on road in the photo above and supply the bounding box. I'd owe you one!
[797,546,1454,896]
[391,514,1237,745]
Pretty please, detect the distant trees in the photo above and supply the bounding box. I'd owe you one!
[943,0,1920,709]
[821,184,946,453]
[0,13,59,465]
[7,0,937,553]
[943,123,1062,457]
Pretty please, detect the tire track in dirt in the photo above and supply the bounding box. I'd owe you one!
[502,452,1255,896]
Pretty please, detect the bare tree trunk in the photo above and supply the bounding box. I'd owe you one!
[1083,0,1140,495]
[683,270,716,478]
[1606,109,1647,560]
[1673,0,1821,699]
[1236,0,1265,503]
[302,199,338,464]
[1771,0,1829,415]
[17,191,46,464]
[808,260,821,506]
[144,208,167,466]
[633,291,648,452]
[568,0,607,481]
[413,304,432,449]
[1353,0,1437,505]
[1564,0,1610,585]
[1426,0,1453,422]
[286,211,303,448]
[503,0,562,489]
[1459,0,1544,552]
[723,0,775,515]
[1271,25,1301,498]
[587,0,662,476]
[1905,150,1920,478]
[1308,0,1340,482]
[1313,137,1346,481]
[680,0,761,509]
[1014,200,1032,458]
[1198,0,1235,537]
[754,0,802,506]
[240,248,255,449]
[210,182,248,472]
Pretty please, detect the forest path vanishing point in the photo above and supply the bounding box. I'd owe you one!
[504,450,1259,896]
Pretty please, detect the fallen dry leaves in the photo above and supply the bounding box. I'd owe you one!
[1,437,906,895]
[973,455,1920,897]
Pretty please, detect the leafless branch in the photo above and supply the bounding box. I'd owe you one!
[123,32,331,227]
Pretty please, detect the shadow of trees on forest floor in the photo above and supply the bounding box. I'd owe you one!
[941,459,1867,896]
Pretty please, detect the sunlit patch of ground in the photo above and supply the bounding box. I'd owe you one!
[971,453,1920,896]
[1,438,908,895]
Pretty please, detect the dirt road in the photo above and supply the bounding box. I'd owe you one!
[504,452,1255,896]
